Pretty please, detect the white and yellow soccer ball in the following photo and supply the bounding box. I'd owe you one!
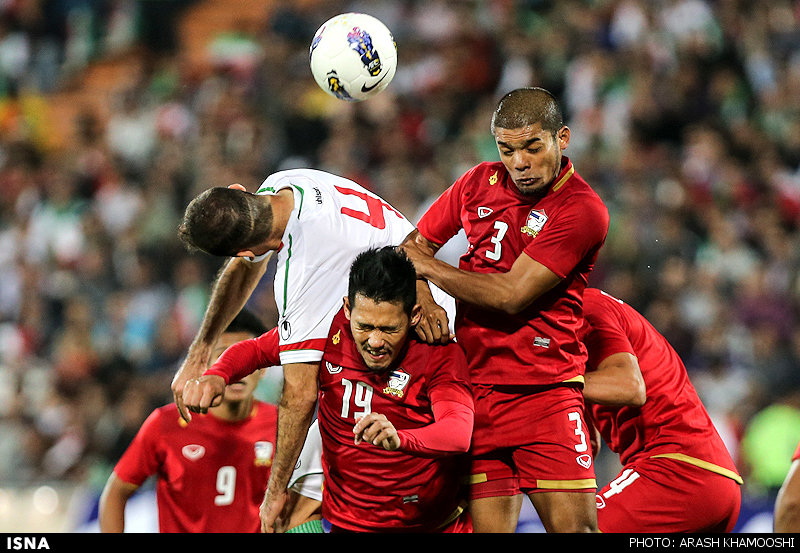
[309,13,397,102]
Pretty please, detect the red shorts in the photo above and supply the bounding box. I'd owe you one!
[596,456,742,533]
[469,384,597,499]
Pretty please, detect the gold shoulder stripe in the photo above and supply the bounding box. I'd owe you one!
[650,453,744,484]
[551,164,575,192]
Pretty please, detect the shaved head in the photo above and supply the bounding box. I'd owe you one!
[491,87,564,135]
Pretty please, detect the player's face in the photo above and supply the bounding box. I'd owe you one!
[345,294,420,373]
[210,331,263,402]
[494,123,570,197]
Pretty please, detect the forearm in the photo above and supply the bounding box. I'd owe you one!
[415,256,524,313]
[398,400,473,456]
[583,353,646,407]
[267,363,320,493]
[192,257,269,356]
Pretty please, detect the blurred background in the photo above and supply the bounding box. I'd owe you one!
[0,0,798,533]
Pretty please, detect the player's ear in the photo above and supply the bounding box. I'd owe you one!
[227,183,247,191]
[409,304,422,327]
[343,296,351,320]
[235,250,256,259]
[557,126,570,150]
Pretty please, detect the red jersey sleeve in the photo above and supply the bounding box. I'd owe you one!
[204,328,280,383]
[794,440,800,462]
[112,409,164,486]
[417,169,471,247]
[396,341,474,455]
[524,192,609,279]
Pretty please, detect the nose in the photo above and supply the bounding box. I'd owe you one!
[511,150,531,171]
[367,331,386,349]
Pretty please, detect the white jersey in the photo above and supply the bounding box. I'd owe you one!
[255,169,453,365]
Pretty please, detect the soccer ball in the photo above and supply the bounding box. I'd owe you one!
[309,13,397,102]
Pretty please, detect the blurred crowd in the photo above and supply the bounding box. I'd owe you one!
[0,0,798,509]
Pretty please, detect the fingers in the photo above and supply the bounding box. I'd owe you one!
[353,414,399,450]
[415,311,451,344]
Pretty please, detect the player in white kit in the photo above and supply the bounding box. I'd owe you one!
[173,168,454,532]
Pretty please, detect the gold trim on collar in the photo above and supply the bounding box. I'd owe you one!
[552,163,575,192]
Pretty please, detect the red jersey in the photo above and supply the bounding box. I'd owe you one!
[794,440,800,462]
[320,309,472,532]
[417,158,608,386]
[582,288,741,482]
[113,402,278,533]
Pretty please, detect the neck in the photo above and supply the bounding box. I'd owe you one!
[211,396,254,422]
[264,188,294,249]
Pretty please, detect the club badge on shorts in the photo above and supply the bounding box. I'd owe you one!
[521,209,547,237]
[383,368,410,398]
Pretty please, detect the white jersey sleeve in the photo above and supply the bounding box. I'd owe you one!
[256,169,416,365]
[288,419,324,501]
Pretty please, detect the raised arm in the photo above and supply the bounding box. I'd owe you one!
[402,230,560,315]
[171,254,271,421]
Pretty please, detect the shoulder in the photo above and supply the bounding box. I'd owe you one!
[458,161,506,185]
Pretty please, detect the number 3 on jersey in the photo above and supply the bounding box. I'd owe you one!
[486,221,508,261]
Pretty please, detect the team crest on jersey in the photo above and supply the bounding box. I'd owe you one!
[383,368,410,397]
[254,441,274,467]
[182,444,205,461]
[521,209,547,237]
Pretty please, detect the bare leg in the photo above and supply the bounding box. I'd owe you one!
[469,494,524,533]
[529,491,598,532]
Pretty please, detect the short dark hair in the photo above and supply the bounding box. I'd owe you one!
[348,247,417,315]
[224,309,268,337]
[178,187,273,256]
[491,87,564,135]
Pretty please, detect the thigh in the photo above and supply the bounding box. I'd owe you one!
[528,489,598,533]
[469,494,523,533]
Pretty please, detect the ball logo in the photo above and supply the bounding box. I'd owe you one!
[347,26,382,76]
[182,444,206,461]
[326,70,353,101]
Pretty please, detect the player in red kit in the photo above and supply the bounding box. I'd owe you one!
[186,247,475,532]
[581,288,743,533]
[401,87,608,533]
[774,440,800,532]
[98,310,278,533]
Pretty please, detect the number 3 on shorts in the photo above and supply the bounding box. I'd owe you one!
[568,411,588,453]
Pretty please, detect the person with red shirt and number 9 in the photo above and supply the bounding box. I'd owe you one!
[186,247,475,532]
[400,87,609,533]
[172,168,456,532]
[98,310,277,533]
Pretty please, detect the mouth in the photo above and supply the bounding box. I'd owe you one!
[363,348,390,364]
[515,176,540,187]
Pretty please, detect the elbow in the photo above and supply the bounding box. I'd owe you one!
[497,293,531,316]
[628,378,647,407]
